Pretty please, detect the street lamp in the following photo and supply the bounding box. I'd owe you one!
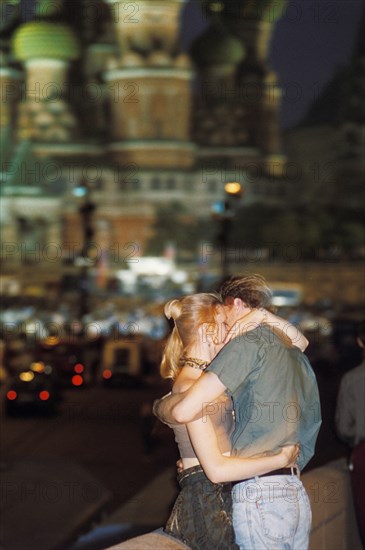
[73,180,96,320]
[224,182,242,196]
[212,182,243,279]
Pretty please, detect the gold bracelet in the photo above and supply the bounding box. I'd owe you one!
[180,356,210,370]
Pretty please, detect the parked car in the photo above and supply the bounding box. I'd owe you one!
[101,338,143,387]
[5,361,60,415]
[36,338,90,388]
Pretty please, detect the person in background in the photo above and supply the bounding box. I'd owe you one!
[335,319,365,548]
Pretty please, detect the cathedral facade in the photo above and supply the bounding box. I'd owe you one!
[1,0,362,267]
[1,0,291,264]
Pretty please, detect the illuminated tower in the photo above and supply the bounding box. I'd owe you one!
[11,0,80,143]
[197,0,287,179]
[220,0,287,172]
[190,22,246,148]
[103,0,195,168]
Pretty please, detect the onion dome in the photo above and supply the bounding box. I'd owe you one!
[12,21,80,62]
[190,23,245,67]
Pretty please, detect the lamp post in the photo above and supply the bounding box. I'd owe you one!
[73,180,96,320]
[213,182,243,280]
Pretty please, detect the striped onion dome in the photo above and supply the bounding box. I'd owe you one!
[12,21,80,62]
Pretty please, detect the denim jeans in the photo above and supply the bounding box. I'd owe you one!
[232,474,312,550]
[165,465,238,550]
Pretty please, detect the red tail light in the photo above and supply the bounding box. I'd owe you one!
[7,390,17,400]
[39,391,50,401]
[74,363,84,374]
[72,374,83,386]
[102,369,112,380]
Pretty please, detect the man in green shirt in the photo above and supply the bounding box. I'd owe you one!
[155,274,321,549]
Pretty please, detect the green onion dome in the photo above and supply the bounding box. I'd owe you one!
[12,21,80,62]
[190,23,245,67]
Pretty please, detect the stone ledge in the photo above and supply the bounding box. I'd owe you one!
[104,458,363,550]
[105,530,189,549]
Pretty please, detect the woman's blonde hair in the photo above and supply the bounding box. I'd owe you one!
[160,293,222,380]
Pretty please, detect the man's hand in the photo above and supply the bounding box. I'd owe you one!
[279,443,301,467]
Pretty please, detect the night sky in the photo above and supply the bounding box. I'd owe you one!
[181,0,364,128]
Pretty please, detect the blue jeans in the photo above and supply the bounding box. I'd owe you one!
[232,474,312,549]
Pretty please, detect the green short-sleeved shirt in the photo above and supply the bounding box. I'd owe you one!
[206,325,322,470]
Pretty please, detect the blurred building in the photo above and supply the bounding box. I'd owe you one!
[0,0,363,263]
[282,10,365,209]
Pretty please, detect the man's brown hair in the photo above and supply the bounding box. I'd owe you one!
[219,274,273,309]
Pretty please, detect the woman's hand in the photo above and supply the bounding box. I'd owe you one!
[176,458,184,474]
[196,325,223,362]
[279,443,300,467]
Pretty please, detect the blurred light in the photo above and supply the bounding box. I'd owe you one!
[74,363,84,374]
[224,182,242,195]
[212,201,225,215]
[210,1,224,12]
[102,369,112,380]
[39,391,50,401]
[73,185,87,197]
[19,371,35,382]
[31,361,45,373]
[44,365,53,374]
[72,374,83,386]
[7,390,17,400]
[44,336,60,346]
